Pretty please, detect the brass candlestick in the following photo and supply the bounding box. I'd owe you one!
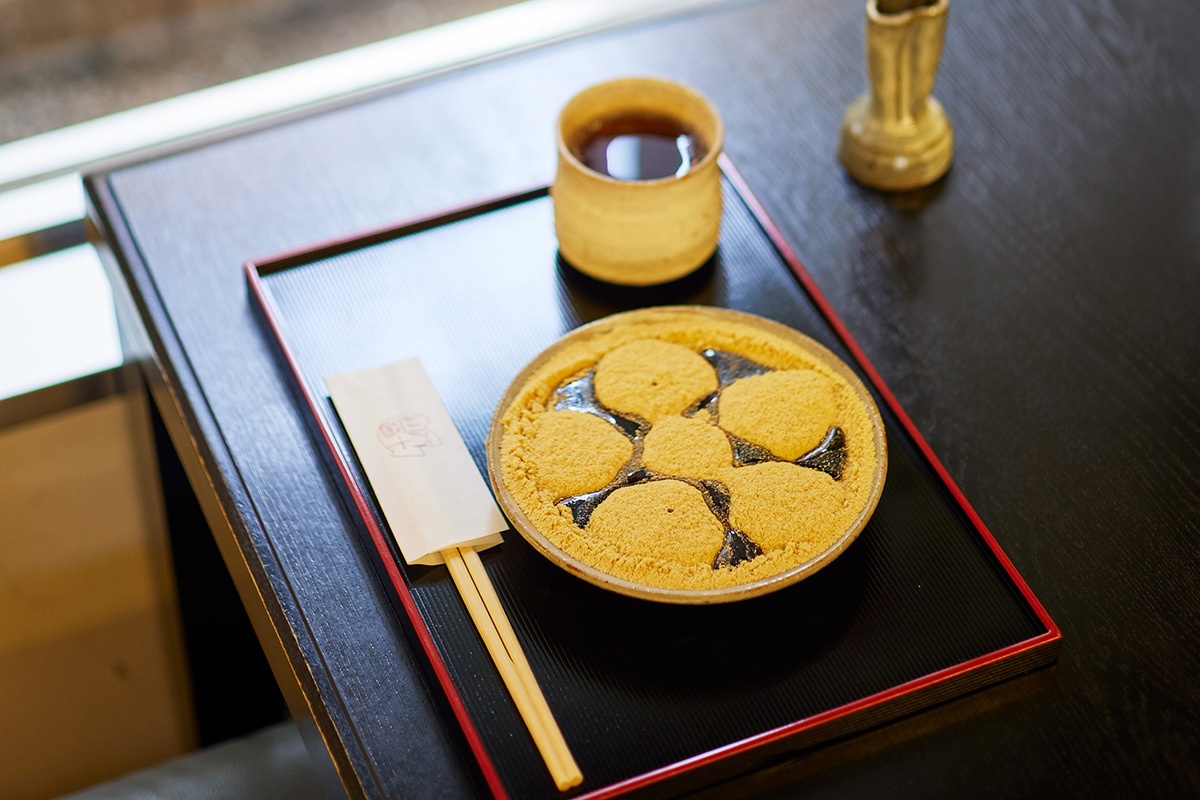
[839,0,953,191]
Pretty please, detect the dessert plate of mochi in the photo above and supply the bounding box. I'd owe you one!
[487,306,887,604]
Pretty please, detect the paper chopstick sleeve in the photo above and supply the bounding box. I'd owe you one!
[325,358,506,566]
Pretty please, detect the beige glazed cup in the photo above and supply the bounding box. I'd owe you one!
[552,77,725,286]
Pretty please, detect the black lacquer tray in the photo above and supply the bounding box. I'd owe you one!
[245,157,1059,800]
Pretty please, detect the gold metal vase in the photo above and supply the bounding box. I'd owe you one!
[839,0,953,191]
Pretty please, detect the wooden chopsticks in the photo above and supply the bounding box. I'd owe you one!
[443,546,583,791]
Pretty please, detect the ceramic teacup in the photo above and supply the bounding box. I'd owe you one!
[552,77,725,286]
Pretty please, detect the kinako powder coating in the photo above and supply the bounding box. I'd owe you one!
[497,309,880,592]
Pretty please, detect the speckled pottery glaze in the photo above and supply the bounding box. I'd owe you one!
[552,77,725,286]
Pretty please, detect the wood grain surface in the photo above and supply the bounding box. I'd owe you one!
[86,0,1200,797]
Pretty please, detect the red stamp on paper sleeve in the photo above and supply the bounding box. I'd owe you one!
[377,414,441,457]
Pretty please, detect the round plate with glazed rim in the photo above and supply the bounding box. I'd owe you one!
[486,306,887,604]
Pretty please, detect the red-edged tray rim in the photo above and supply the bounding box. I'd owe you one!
[244,157,1060,800]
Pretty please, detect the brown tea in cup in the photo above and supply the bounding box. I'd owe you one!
[571,113,709,181]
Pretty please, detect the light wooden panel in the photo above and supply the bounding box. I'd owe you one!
[0,389,195,800]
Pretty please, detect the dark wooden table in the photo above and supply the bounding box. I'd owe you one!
[86,0,1200,797]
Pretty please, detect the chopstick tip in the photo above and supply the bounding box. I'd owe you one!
[554,768,584,792]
